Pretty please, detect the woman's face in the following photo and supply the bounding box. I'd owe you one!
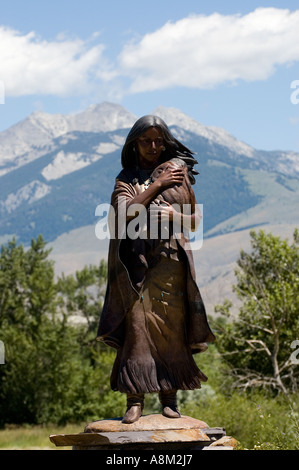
[136,127,165,169]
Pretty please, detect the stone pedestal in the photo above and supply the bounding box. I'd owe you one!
[49,414,237,451]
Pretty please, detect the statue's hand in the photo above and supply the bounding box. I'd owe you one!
[154,166,184,189]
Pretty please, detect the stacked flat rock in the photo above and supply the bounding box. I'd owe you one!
[50,414,229,450]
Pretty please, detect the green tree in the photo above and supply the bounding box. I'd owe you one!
[214,229,299,395]
[0,236,58,423]
[0,235,118,426]
[56,259,107,351]
[0,235,56,334]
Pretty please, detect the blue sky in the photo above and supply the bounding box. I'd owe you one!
[0,0,299,152]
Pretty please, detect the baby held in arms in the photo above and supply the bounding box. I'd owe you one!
[148,157,201,239]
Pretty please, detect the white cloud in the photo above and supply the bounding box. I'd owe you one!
[0,27,114,97]
[1,8,299,99]
[118,8,299,92]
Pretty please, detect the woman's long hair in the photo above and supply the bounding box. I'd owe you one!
[121,115,198,184]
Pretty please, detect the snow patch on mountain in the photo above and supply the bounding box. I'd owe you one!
[110,134,126,146]
[0,102,136,174]
[92,142,120,155]
[276,152,299,176]
[28,111,70,139]
[0,180,51,213]
[0,102,298,183]
[41,140,120,181]
[153,106,255,158]
[41,151,101,181]
[69,102,136,133]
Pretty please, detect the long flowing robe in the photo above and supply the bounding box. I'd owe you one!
[97,158,215,394]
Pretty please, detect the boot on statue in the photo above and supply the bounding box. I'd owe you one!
[122,393,144,424]
[159,390,181,418]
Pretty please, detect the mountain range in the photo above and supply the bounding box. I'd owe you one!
[0,101,298,313]
[0,101,298,245]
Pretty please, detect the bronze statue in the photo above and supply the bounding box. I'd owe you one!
[97,115,215,424]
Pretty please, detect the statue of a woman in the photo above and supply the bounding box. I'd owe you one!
[97,115,215,424]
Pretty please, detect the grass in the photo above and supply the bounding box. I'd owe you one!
[0,399,298,450]
[0,423,84,450]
